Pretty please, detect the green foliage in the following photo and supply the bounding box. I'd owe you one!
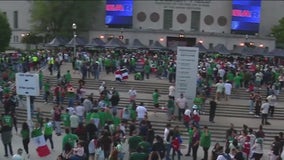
[31,1,103,37]
[0,12,12,52]
[271,17,284,44]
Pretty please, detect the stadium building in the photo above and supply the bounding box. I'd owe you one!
[1,0,284,51]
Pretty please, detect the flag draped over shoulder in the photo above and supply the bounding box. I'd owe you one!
[31,128,51,157]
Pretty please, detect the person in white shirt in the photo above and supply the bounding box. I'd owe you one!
[175,93,188,121]
[136,102,147,122]
[99,81,105,94]
[218,68,226,80]
[261,99,270,125]
[224,80,233,101]
[163,123,172,160]
[70,111,80,133]
[12,148,24,160]
[128,87,137,101]
[168,85,175,99]
[83,96,93,113]
[75,102,85,123]
[266,92,277,117]
[215,80,224,101]
[251,135,264,160]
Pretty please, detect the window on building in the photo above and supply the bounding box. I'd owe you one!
[2,12,7,17]
[209,43,214,49]
[125,39,129,45]
[163,9,173,30]
[149,40,153,46]
[13,35,19,43]
[13,11,18,29]
[191,11,200,31]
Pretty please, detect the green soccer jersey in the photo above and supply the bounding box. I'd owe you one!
[2,115,12,127]
[44,122,53,136]
[62,133,79,149]
[152,92,159,105]
[61,113,71,127]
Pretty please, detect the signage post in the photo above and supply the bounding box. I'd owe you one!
[16,73,40,128]
[175,47,199,110]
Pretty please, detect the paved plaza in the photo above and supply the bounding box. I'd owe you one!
[0,62,280,160]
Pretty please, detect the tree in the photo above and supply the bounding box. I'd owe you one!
[0,12,12,52]
[30,1,103,37]
[271,17,284,46]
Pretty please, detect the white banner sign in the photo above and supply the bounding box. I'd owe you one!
[16,73,40,96]
[175,47,199,108]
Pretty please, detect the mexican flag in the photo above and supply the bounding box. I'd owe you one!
[31,128,51,157]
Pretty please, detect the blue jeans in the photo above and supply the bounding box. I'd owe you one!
[249,100,254,112]
[93,70,100,80]
[68,97,74,107]
[165,143,171,160]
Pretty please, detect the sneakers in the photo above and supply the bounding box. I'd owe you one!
[254,115,260,117]
[185,153,191,156]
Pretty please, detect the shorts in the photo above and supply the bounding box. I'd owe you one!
[154,103,159,108]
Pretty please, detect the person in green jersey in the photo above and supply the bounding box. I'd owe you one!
[90,109,100,129]
[44,118,54,150]
[152,89,160,113]
[62,128,79,150]
[144,62,151,80]
[129,146,148,160]
[21,122,30,155]
[98,108,107,128]
[185,125,194,156]
[138,140,152,154]
[64,70,72,83]
[2,113,13,128]
[61,109,71,129]
[128,134,143,155]
[43,79,51,103]
[200,125,211,160]
[226,70,234,82]
[233,73,242,89]
[167,96,175,121]
[1,116,14,157]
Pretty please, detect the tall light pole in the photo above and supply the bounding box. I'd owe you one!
[72,23,77,57]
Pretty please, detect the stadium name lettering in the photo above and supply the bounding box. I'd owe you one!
[232,9,259,18]
[106,4,132,12]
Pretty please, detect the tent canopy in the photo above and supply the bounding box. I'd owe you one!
[149,41,167,50]
[268,48,284,57]
[46,36,67,47]
[65,36,87,47]
[104,38,125,48]
[231,46,245,55]
[194,42,208,53]
[214,44,231,55]
[85,38,105,48]
[127,39,148,49]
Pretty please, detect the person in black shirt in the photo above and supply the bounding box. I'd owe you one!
[209,97,217,123]
[271,136,282,159]
[279,132,284,154]
[152,135,166,159]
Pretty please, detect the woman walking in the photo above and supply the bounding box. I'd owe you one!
[20,122,30,156]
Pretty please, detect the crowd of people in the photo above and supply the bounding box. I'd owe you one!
[0,48,284,160]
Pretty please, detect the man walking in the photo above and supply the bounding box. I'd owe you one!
[267,92,277,117]
[224,80,232,101]
[261,99,270,125]
[175,93,187,121]
[209,97,217,123]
